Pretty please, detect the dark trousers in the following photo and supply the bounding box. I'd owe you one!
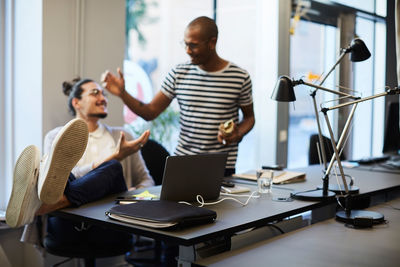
[64,159,127,207]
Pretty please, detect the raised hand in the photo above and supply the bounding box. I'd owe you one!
[101,67,125,97]
[114,130,150,161]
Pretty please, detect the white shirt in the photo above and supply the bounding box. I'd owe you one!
[76,123,116,172]
[44,123,154,188]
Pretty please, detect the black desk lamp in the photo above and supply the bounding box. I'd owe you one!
[311,38,370,170]
[314,38,370,194]
[272,76,359,201]
[320,86,400,224]
[271,38,370,200]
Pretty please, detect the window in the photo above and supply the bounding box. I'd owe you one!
[352,17,386,159]
[0,0,11,210]
[0,0,43,210]
[124,0,214,153]
[125,0,280,172]
[289,21,337,168]
[287,0,387,168]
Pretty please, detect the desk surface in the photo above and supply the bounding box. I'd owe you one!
[350,164,400,175]
[54,183,323,246]
[53,165,400,246]
[195,197,400,267]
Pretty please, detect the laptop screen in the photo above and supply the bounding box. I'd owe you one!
[160,153,228,202]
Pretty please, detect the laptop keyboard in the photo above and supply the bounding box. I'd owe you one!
[381,156,400,169]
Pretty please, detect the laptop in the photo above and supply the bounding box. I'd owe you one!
[160,153,228,202]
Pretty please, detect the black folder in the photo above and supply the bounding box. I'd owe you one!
[106,200,217,229]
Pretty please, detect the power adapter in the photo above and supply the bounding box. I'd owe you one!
[353,216,374,228]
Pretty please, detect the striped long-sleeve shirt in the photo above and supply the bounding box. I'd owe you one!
[161,62,253,170]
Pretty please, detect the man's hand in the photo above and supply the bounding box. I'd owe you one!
[114,130,150,161]
[217,122,242,145]
[101,67,125,97]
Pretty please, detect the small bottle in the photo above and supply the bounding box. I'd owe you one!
[257,170,273,194]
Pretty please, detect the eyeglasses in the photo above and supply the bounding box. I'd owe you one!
[180,39,209,50]
[82,88,107,98]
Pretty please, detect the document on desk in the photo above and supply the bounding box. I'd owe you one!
[232,170,306,184]
[220,185,251,194]
[115,190,159,204]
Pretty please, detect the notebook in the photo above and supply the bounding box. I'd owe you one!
[160,153,228,202]
[107,200,217,229]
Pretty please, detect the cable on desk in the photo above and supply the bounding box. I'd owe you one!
[335,196,345,210]
[267,223,285,234]
[332,164,355,188]
[179,191,260,207]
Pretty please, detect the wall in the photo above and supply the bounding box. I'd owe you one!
[42,0,126,136]
[2,0,126,266]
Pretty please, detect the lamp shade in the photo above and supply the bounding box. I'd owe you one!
[349,38,371,62]
[271,76,296,102]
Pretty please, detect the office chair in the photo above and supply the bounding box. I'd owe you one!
[43,216,133,267]
[126,139,178,267]
[140,139,170,186]
[382,102,400,154]
[308,134,346,165]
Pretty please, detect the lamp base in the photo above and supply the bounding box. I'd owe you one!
[317,184,359,194]
[291,189,336,201]
[336,210,384,225]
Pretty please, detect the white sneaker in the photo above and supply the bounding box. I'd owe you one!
[6,145,41,228]
[38,118,88,204]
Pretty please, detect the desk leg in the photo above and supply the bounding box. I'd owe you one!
[177,237,231,266]
[177,245,195,267]
[0,244,12,267]
[311,203,336,224]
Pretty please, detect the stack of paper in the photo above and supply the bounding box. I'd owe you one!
[232,170,306,184]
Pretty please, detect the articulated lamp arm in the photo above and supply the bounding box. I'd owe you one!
[321,86,400,195]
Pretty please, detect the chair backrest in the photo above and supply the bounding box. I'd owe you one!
[140,139,170,185]
[43,217,133,266]
[44,232,133,261]
[383,101,400,154]
[308,134,345,165]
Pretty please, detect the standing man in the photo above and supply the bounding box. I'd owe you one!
[103,16,255,176]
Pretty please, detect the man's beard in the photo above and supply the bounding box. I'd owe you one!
[88,113,107,119]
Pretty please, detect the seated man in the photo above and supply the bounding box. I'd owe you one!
[56,77,153,190]
[6,78,153,247]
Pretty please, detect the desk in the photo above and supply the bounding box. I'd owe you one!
[52,166,400,266]
[349,163,400,175]
[195,197,400,267]
[53,182,324,246]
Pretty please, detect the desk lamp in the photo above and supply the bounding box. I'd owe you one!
[313,38,370,172]
[271,38,370,200]
[272,76,359,200]
[321,86,400,224]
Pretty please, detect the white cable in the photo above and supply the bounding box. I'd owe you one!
[179,191,260,207]
[333,164,343,193]
[220,192,259,198]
